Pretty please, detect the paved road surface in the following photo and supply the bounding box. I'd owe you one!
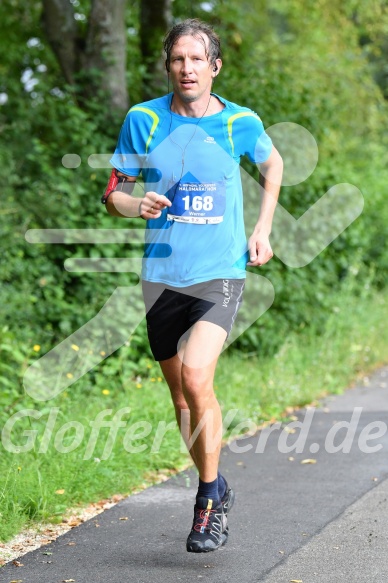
[2,366,388,583]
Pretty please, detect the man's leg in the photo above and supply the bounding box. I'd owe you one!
[160,320,226,479]
[160,320,231,552]
[159,353,198,468]
[180,320,226,482]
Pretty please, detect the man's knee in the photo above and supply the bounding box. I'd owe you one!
[181,366,215,407]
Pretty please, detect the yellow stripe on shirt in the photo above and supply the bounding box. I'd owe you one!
[227,112,261,157]
[130,107,160,153]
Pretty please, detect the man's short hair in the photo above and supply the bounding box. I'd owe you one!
[163,18,222,72]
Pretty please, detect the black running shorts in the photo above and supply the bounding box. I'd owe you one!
[142,278,245,361]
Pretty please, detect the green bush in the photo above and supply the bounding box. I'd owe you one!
[0,0,387,380]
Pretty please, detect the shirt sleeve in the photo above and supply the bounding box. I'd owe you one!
[252,126,273,163]
[109,111,145,177]
[230,111,273,164]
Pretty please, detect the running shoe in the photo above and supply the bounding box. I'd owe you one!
[186,497,228,553]
[221,482,235,515]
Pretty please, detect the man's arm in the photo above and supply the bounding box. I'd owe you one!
[247,146,283,266]
[103,171,171,219]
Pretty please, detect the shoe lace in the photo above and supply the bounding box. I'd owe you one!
[193,507,216,533]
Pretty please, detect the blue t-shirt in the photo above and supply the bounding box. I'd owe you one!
[110,93,272,287]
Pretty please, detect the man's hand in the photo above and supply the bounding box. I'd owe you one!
[247,232,274,266]
[139,191,172,219]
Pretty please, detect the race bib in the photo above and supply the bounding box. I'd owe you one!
[167,181,226,224]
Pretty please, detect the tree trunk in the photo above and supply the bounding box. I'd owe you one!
[140,0,173,101]
[42,0,81,85]
[83,0,129,112]
[42,0,129,113]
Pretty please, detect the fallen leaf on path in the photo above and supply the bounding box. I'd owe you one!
[300,458,317,464]
[62,579,76,582]
[119,517,128,521]
[284,427,296,434]
[12,560,24,566]
[9,580,23,583]
[290,580,303,583]
[66,542,76,546]
[288,457,295,461]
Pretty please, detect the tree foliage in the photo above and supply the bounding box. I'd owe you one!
[0,0,387,402]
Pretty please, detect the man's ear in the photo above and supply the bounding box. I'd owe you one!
[212,59,222,76]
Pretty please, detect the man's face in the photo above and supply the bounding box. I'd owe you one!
[168,34,218,105]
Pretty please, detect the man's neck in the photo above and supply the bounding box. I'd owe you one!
[170,93,224,118]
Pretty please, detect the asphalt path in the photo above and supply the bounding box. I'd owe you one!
[2,366,388,583]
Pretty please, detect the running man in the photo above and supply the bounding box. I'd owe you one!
[102,18,283,553]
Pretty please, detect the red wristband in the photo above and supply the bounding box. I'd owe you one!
[101,169,119,204]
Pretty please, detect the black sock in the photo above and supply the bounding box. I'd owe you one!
[217,471,227,499]
[197,477,219,504]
